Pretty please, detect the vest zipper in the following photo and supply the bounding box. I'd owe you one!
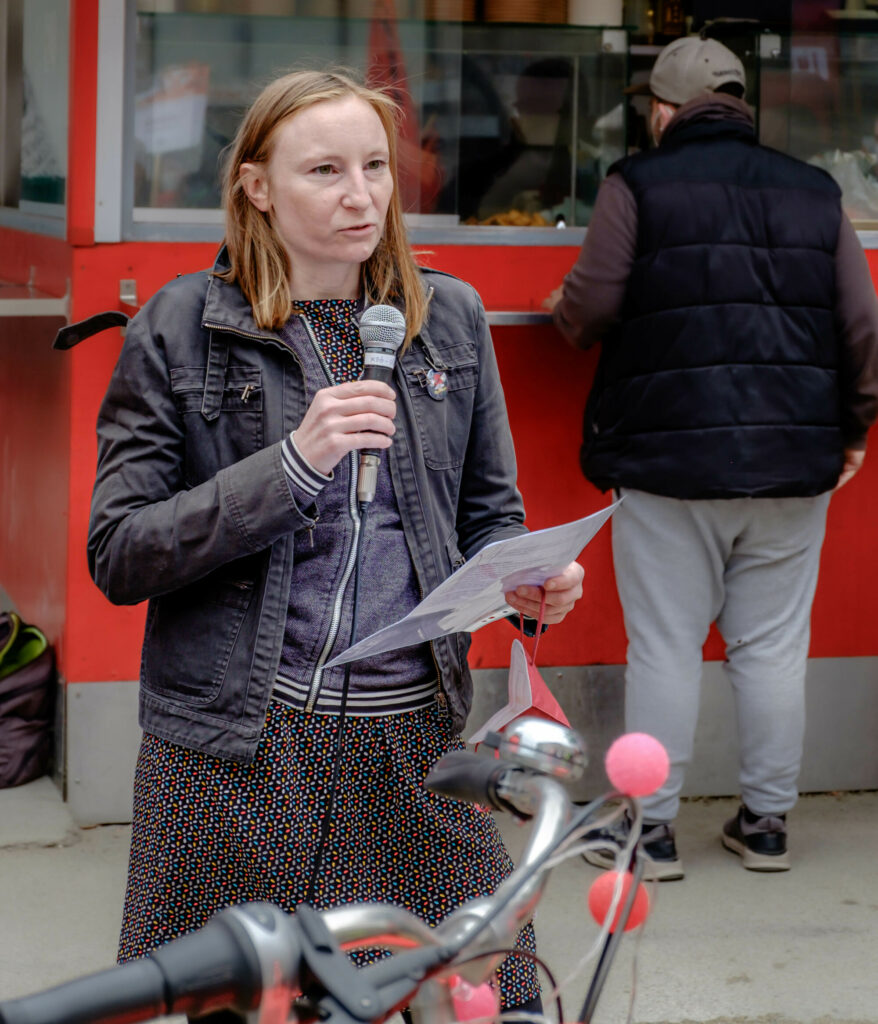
[298,313,363,713]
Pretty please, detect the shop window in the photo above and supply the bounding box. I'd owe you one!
[0,0,69,233]
[760,27,878,228]
[628,8,878,231]
[126,1,627,237]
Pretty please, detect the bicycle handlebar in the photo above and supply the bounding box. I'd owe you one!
[0,902,284,1024]
[423,751,526,814]
[0,731,641,1024]
[0,902,457,1024]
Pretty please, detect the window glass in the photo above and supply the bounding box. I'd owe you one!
[1,0,69,221]
[760,27,878,227]
[627,10,878,230]
[133,3,464,223]
[131,2,627,229]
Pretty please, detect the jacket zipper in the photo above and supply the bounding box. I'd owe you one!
[201,321,281,346]
[402,563,445,718]
[298,313,363,713]
[419,312,453,719]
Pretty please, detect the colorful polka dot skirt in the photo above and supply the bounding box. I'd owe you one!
[118,701,540,1009]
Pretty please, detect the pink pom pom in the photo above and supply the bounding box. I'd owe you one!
[587,871,650,932]
[449,975,499,1021]
[604,732,669,797]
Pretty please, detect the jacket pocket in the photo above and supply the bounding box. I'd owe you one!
[170,365,264,484]
[403,343,478,470]
[141,574,255,705]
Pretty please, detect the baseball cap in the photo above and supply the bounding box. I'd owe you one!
[625,36,746,106]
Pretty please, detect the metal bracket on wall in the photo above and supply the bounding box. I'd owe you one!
[118,279,141,334]
[119,278,139,317]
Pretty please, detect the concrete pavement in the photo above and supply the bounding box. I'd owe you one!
[1,776,877,1023]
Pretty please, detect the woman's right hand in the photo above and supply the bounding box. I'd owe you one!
[293,380,397,476]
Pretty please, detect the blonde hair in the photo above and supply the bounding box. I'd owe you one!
[219,69,428,346]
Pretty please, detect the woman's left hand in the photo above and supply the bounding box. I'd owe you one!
[504,561,585,625]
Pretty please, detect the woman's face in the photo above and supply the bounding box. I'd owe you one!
[241,94,394,297]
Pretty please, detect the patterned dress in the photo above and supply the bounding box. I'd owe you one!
[117,301,540,1011]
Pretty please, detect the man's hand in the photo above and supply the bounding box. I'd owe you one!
[542,286,563,312]
[835,447,866,491]
[505,561,585,625]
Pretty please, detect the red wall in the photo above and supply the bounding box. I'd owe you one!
[0,315,71,648]
[3,231,877,684]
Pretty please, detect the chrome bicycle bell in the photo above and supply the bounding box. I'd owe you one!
[486,718,587,781]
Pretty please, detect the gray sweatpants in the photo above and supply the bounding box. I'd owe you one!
[612,487,832,823]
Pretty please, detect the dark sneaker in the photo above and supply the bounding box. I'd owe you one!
[583,819,684,881]
[721,805,790,872]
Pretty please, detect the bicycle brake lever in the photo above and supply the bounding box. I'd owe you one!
[292,906,454,1024]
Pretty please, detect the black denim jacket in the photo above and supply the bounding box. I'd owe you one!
[87,254,526,761]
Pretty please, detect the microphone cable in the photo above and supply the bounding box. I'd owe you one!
[304,498,370,907]
[304,304,406,907]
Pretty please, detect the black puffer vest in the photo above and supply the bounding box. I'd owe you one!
[583,111,844,499]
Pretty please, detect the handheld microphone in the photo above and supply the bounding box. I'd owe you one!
[357,304,407,506]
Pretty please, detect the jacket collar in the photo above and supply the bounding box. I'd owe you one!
[201,247,280,340]
[661,93,755,148]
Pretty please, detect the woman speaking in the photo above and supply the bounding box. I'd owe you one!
[87,68,584,1016]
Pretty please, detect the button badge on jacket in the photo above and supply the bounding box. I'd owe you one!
[423,367,448,400]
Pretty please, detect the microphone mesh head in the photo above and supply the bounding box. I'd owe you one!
[359,304,407,353]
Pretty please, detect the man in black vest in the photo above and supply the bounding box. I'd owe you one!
[548,36,878,879]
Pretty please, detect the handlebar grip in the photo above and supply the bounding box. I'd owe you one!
[425,750,522,810]
[0,958,166,1024]
[0,907,276,1024]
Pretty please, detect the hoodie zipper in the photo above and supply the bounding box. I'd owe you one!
[298,312,363,713]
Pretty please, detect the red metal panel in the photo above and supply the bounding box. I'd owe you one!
[415,243,578,312]
[7,236,877,681]
[0,227,71,295]
[0,316,71,654]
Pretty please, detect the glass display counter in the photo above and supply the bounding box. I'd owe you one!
[0,0,70,237]
[758,20,878,229]
[124,2,628,240]
[9,2,878,241]
[626,15,878,231]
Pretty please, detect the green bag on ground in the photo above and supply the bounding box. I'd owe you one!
[0,612,56,788]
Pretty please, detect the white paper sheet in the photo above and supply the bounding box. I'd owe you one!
[326,500,620,668]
